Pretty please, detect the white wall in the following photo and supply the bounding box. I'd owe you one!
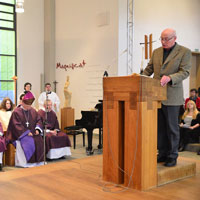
[16,0,200,112]
[17,0,44,107]
[118,0,200,98]
[55,0,118,119]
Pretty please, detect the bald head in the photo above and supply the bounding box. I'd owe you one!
[160,28,177,49]
[161,28,176,38]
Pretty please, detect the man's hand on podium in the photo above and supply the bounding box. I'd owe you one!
[160,75,171,87]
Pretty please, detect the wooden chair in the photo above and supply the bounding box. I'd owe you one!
[3,131,15,166]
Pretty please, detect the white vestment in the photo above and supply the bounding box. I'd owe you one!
[0,152,2,164]
[0,110,12,131]
[38,92,60,112]
[15,141,44,168]
[46,147,71,159]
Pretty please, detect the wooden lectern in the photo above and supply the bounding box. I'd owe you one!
[61,107,74,132]
[103,75,167,190]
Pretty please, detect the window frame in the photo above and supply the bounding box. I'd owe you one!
[0,1,17,103]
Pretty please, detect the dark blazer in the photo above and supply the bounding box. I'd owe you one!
[143,43,192,106]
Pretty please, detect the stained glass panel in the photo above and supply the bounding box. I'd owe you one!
[0,82,14,103]
[0,4,13,12]
[0,56,15,80]
[0,30,15,55]
[0,12,13,20]
[0,20,13,28]
[0,0,15,4]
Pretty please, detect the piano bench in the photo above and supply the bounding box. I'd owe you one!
[67,130,85,149]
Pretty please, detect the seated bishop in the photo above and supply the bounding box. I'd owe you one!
[6,92,44,168]
[0,122,6,171]
[38,99,71,159]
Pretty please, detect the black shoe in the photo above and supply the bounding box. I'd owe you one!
[164,158,177,167]
[157,155,167,163]
[178,146,185,152]
[0,164,3,172]
[197,151,200,155]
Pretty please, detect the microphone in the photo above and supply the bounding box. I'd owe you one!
[103,71,109,77]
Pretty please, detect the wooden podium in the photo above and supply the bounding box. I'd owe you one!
[103,75,167,190]
[61,107,74,132]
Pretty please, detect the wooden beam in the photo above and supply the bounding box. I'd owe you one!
[149,34,152,59]
[145,35,148,59]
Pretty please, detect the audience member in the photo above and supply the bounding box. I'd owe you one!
[18,93,25,107]
[185,88,200,111]
[0,97,14,131]
[18,82,35,107]
[198,87,200,98]
[179,100,200,151]
[23,82,32,94]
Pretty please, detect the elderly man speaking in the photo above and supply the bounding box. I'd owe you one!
[143,28,192,167]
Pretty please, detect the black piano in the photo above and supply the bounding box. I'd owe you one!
[76,100,103,155]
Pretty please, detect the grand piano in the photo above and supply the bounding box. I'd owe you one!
[66,100,103,155]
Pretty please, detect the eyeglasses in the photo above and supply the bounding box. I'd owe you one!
[159,36,174,42]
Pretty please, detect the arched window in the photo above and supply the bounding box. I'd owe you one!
[0,0,16,103]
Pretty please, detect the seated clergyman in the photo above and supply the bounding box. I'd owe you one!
[38,99,71,159]
[6,92,44,167]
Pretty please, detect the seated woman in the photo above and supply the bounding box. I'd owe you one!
[38,99,71,160]
[0,97,14,132]
[179,100,200,151]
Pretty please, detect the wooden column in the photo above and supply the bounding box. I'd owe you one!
[12,76,17,105]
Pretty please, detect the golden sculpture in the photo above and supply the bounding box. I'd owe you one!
[64,76,72,108]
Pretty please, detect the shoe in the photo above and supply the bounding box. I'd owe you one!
[164,158,177,167]
[157,155,167,163]
[197,151,200,155]
[178,146,185,152]
[0,164,3,172]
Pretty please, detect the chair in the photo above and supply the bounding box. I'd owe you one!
[64,126,85,149]
[3,131,15,166]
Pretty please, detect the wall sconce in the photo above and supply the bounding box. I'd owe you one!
[16,0,24,13]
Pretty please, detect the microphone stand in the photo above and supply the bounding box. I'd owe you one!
[43,91,49,165]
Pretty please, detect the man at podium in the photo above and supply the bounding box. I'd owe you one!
[143,28,191,167]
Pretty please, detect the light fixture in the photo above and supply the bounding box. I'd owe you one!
[16,0,24,13]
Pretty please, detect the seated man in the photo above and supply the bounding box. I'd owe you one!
[185,88,200,111]
[0,122,6,171]
[38,83,60,113]
[38,99,71,159]
[6,92,44,167]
